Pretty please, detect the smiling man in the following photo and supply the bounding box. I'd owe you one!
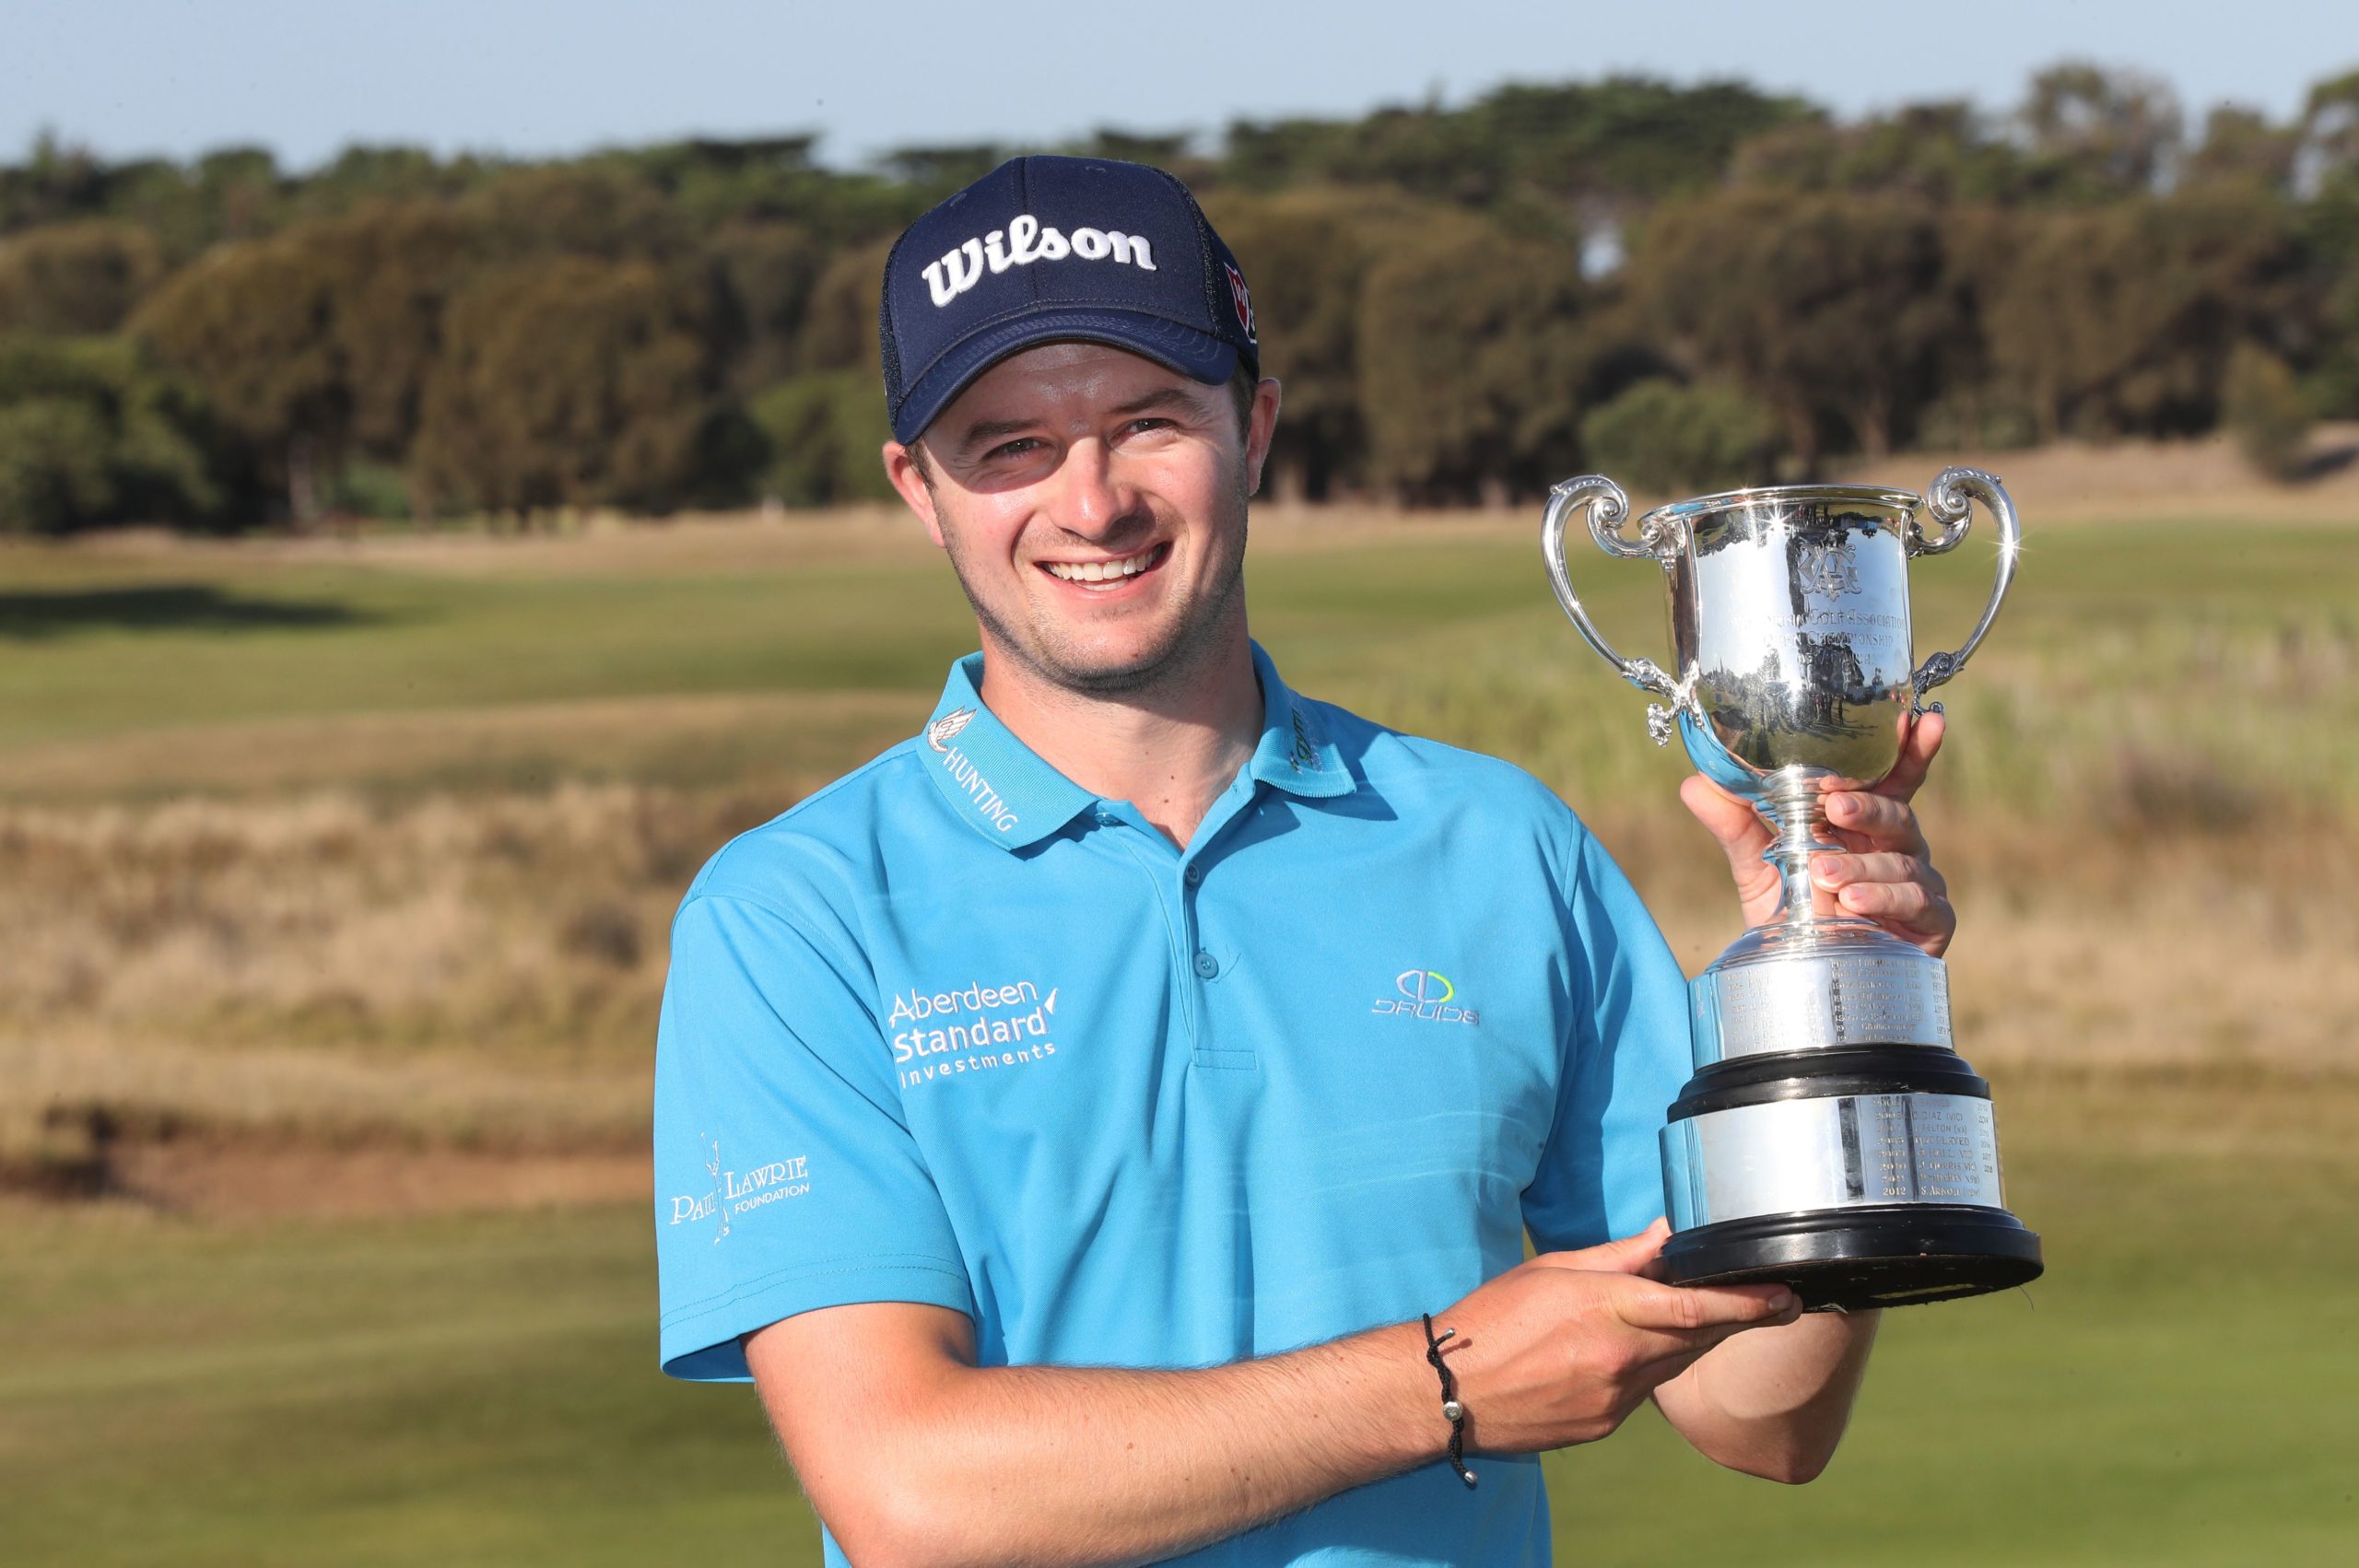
[652,158,1955,1567]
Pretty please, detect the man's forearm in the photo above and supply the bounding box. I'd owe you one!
[779,1318,1443,1568]
[753,1238,1805,1562]
[1650,1307,1881,1483]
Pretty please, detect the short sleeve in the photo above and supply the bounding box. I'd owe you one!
[653,891,975,1381]
[1520,825,1695,1252]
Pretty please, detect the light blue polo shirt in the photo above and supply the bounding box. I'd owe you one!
[653,642,1692,1566]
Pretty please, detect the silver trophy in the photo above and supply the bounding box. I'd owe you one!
[1543,470,2042,1309]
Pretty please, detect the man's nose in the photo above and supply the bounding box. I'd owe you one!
[1050,439,1144,539]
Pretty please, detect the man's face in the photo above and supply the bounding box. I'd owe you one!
[886,342,1279,696]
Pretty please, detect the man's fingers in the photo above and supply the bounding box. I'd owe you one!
[1610,1279,1796,1334]
[1812,851,1946,897]
[1680,775,1782,919]
[1532,1218,1671,1278]
[1824,790,1929,855]
[1606,1293,1802,1371]
[1829,877,1954,936]
[1680,774,1772,860]
[1873,709,1945,802]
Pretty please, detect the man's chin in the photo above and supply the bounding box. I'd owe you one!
[1036,645,1182,696]
[1007,624,1211,696]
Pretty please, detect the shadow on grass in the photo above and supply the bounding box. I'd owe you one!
[0,585,376,641]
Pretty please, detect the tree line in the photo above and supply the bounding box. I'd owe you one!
[3,63,2356,532]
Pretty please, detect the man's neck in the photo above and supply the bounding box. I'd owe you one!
[977,633,1263,849]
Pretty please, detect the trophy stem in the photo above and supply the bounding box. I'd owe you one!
[1759,768,1844,930]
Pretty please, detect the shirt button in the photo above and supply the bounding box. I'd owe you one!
[1192,950,1219,979]
[1095,807,1118,826]
[1183,864,1203,885]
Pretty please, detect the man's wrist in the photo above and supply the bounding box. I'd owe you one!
[1350,1318,1461,1474]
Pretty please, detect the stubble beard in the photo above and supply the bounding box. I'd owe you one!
[940,486,1252,701]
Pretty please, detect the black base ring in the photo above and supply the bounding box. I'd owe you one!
[1660,1203,2044,1312]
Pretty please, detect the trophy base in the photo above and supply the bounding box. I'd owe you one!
[1659,1203,2044,1312]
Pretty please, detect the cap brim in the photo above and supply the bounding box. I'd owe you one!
[892,307,1239,445]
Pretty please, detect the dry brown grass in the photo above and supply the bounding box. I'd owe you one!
[1603,807,2359,1082]
[6,769,2347,1211]
[0,784,762,1192]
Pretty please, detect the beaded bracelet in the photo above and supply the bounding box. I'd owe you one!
[1420,1312,1477,1489]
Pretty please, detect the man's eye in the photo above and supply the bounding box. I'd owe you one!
[986,439,1043,461]
[1124,417,1175,436]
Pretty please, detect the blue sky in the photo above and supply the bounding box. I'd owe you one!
[6,0,2354,171]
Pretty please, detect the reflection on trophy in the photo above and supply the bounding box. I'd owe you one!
[1543,471,2043,1310]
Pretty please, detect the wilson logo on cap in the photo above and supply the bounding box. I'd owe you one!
[921,213,1158,309]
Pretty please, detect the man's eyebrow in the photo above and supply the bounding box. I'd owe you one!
[949,385,1210,456]
[1109,385,1206,417]
[951,417,1039,456]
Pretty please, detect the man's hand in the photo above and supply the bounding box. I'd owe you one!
[1679,709,1955,956]
[1435,1223,1800,1453]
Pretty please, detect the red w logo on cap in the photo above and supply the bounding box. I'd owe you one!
[1223,263,1257,344]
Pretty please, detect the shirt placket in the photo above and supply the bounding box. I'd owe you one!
[1093,778,1262,1073]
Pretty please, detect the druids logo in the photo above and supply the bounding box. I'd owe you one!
[668,1138,812,1245]
[889,977,1062,1089]
[1372,968,1480,1025]
[926,708,1018,833]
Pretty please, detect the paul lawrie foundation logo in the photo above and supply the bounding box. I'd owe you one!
[669,1137,812,1245]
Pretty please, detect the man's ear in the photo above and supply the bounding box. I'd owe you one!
[883,441,947,549]
[1244,378,1283,497]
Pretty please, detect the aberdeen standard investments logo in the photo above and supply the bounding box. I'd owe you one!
[1372,968,1480,1025]
[890,977,1062,1090]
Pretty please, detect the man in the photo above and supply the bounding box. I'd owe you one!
[653,157,1954,1567]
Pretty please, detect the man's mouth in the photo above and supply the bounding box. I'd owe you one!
[1039,543,1169,588]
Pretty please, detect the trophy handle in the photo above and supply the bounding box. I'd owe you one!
[1905,467,2021,715]
[1541,475,1692,744]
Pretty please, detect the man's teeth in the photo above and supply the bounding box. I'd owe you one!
[1046,552,1154,582]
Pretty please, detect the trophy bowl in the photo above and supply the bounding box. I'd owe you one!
[1543,470,2043,1311]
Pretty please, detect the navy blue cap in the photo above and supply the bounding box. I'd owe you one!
[879,156,1260,445]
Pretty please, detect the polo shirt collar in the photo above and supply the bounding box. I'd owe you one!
[1244,640,1356,800]
[917,654,1097,850]
[917,642,1356,851]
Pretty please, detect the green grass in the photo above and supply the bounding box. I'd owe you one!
[0,563,977,747]
[3,1076,2352,1566]
[6,520,2356,821]
[1551,1073,2359,1564]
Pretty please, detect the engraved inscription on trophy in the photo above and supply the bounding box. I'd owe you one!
[1906,1098,2002,1204]
[1836,955,1953,1047]
[1709,954,1952,1054]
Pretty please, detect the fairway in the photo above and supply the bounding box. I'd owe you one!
[6,515,2354,818]
[4,1076,2353,1567]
